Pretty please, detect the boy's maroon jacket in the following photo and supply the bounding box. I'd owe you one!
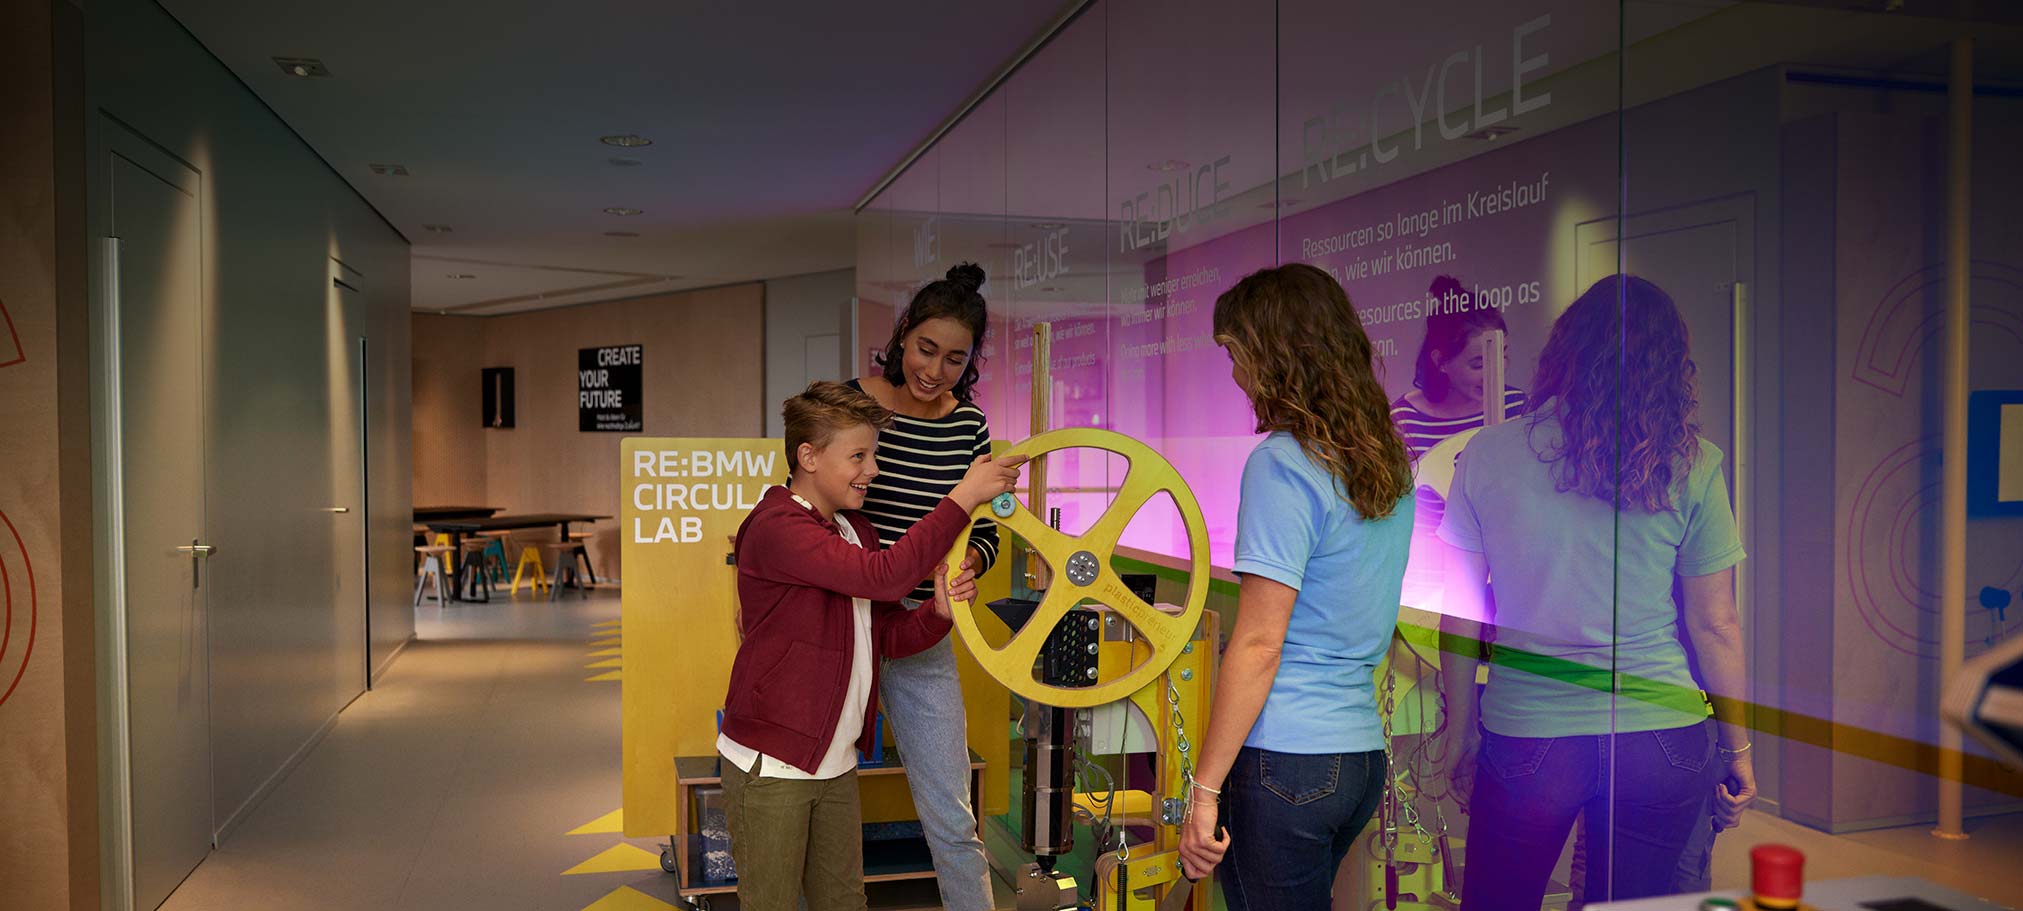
[720,485,968,775]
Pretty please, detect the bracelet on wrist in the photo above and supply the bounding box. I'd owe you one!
[1717,742,1752,757]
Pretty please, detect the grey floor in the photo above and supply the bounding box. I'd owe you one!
[157,587,2023,911]
[159,589,700,911]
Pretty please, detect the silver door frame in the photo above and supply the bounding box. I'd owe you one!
[332,260,371,693]
[91,114,210,911]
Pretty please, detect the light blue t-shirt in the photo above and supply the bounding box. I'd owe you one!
[1437,413,1746,737]
[1232,432,1414,754]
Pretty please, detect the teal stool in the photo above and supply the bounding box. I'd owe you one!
[476,531,512,585]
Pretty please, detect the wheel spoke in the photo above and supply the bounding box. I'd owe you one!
[1093,565,1179,648]
[1086,465,1165,547]
[996,498,1078,564]
[999,584,1079,676]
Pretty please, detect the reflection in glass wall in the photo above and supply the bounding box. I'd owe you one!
[856,1,2023,908]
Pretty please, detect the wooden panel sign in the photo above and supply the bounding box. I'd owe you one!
[621,438,779,837]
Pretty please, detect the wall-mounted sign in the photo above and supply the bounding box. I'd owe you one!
[482,367,515,428]
[580,345,642,432]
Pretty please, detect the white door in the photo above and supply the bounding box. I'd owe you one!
[108,131,214,911]
[329,267,368,693]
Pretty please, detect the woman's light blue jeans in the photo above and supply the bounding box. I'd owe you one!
[882,612,993,911]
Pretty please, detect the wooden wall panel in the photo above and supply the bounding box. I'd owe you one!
[0,1,95,906]
[411,314,488,508]
[413,283,766,580]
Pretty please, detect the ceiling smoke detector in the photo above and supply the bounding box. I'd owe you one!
[602,207,644,216]
[273,57,330,78]
[600,134,653,148]
[369,163,410,177]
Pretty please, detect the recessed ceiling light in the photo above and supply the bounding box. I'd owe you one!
[600,134,653,148]
[273,57,330,78]
[608,157,644,168]
[447,273,476,280]
[1029,222,1065,231]
[603,207,643,216]
[369,163,410,177]
[603,231,640,238]
[422,224,453,233]
[1148,159,1191,172]
[1465,125,1522,142]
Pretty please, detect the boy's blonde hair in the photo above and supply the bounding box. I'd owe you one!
[782,381,894,473]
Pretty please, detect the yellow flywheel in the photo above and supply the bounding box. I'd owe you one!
[944,428,1209,708]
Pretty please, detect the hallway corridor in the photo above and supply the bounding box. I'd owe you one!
[156,593,692,911]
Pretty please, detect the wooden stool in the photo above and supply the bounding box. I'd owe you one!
[512,545,550,595]
[567,531,599,586]
[458,539,494,602]
[414,545,451,608]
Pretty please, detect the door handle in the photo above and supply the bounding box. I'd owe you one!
[174,540,217,588]
[324,507,351,513]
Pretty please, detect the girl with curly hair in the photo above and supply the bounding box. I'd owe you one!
[1435,275,1754,910]
[1177,263,1416,908]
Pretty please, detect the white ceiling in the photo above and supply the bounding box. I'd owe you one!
[156,0,1071,314]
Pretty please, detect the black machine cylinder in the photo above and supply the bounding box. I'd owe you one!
[1021,704,1076,857]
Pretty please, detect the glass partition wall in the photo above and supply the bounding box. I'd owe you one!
[858,1,2023,907]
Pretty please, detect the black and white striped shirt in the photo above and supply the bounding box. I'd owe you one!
[1391,387,1530,459]
[846,379,1001,601]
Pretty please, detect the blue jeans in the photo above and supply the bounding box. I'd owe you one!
[1460,720,1718,911]
[1216,747,1387,911]
[1568,791,1718,905]
[881,628,993,911]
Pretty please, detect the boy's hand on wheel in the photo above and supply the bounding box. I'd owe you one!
[945,547,982,605]
[950,454,1026,511]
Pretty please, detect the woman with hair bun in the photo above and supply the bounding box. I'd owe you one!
[1391,275,1527,459]
[1393,275,1529,609]
[846,261,1002,911]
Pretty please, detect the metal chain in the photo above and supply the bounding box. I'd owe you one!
[1380,646,1433,846]
[1168,672,1195,789]
[1159,666,1201,867]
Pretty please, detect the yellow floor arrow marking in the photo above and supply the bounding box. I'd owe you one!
[562,843,661,875]
[567,808,625,836]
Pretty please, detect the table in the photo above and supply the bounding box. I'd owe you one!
[414,505,502,522]
[421,513,609,600]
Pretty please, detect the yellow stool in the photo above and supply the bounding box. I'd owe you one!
[512,545,550,595]
[433,532,457,575]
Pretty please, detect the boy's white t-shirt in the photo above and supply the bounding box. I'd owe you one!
[716,494,874,780]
